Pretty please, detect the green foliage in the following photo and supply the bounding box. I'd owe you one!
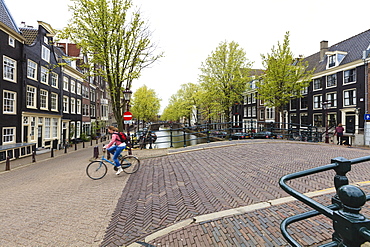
[58,0,162,131]
[130,85,161,122]
[199,41,253,122]
[258,31,314,114]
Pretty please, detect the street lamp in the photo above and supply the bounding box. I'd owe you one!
[322,100,330,143]
[123,88,132,154]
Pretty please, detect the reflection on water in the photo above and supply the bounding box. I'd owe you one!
[154,128,208,148]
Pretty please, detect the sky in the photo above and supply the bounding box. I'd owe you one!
[5,0,370,113]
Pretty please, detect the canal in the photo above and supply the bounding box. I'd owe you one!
[153,128,209,148]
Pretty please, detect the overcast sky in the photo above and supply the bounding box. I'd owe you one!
[6,0,370,113]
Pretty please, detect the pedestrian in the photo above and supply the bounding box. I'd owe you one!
[334,123,344,145]
[103,126,126,175]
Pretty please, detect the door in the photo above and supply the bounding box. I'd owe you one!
[23,126,28,143]
[345,115,355,133]
[38,126,43,147]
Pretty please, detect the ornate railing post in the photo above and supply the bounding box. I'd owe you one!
[331,157,351,205]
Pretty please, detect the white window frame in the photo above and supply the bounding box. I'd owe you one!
[26,86,37,108]
[344,68,356,84]
[3,56,16,82]
[70,98,76,114]
[343,89,356,107]
[76,99,81,114]
[52,118,58,138]
[71,80,76,93]
[63,76,69,91]
[313,78,322,91]
[313,94,322,109]
[45,118,51,139]
[326,74,337,88]
[51,93,58,111]
[3,127,16,144]
[41,45,50,62]
[27,60,37,80]
[51,72,58,88]
[63,96,69,113]
[9,36,15,47]
[3,90,16,114]
[40,89,48,110]
[40,67,48,84]
[326,92,337,108]
[77,82,81,95]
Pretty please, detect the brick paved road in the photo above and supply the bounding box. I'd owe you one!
[101,141,370,246]
[1,141,370,246]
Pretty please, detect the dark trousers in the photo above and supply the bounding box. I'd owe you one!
[337,133,343,145]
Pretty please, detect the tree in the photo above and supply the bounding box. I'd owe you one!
[199,41,252,122]
[161,83,200,124]
[59,0,162,131]
[130,85,161,124]
[257,31,314,121]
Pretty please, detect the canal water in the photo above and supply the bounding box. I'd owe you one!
[154,128,208,148]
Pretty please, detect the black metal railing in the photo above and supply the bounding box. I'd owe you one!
[134,121,322,149]
[279,156,370,246]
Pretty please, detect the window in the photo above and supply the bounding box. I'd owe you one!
[247,107,251,117]
[90,89,95,102]
[44,36,48,44]
[313,78,322,90]
[326,74,337,87]
[71,98,76,114]
[290,113,298,124]
[326,92,337,108]
[41,67,48,84]
[63,96,69,113]
[3,127,15,143]
[313,95,322,109]
[251,93,256,103]
[26,86,37,108]
[82,86,89,99]
[300,113,309,125]
[252,106,256,117]
[3,56,16,82]
[344,69,356,84]
[82,104,89,116]
[27,60,37,80]
[328,55,336,68]
[52,118,58,138]
[260,109,265,120]
[90,105,96,117]
[344,89,356,106]
[313,114,323,127]
[3,91,16,114]
[63,77,69,91]
[45,118,51,139]
[290,98,297,110]
[77,82,81,95]
[301,96,308,109]
[301,87,308,95]
[76,99,81,114]
[243,106,247,117]
[51,72,58,88]
[41,45,50,62]
[9,36,15,47]
[71,80,76,93]
[51,93,58,111]
[328,113,337,128]
[40,90,48,109]
[76,121,81,138]
[266,107,274,120]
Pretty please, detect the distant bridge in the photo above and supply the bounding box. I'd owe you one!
[149,122,183,131]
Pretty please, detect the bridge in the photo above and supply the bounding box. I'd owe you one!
[148,122,183,131]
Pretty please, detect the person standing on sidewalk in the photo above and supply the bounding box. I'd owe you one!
[104,126,126,175]
[334,123,344,145]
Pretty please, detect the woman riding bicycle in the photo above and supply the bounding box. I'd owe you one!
[103,126,126,175]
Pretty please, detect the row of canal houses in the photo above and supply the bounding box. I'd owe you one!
[235,29,370,146]
[0,0,112,161]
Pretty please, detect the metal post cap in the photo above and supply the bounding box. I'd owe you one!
[338,185,366,211]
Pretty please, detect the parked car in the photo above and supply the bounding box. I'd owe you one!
[209,130,228,138]
[252,131,277,139]
[231,132,251,140]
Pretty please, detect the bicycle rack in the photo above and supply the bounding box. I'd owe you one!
[279,156,370,246]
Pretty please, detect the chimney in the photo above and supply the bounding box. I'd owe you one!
[320,40,328,61]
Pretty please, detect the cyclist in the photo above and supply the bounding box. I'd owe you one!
[103,126,126,175]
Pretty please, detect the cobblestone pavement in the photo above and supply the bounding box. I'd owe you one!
[101,140,370,246]
[1,140,370,246]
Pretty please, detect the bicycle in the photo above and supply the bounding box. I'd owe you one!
[86,147,140,180]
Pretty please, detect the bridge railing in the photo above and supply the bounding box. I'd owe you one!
[136,121,323,149]
[279,156,370,246]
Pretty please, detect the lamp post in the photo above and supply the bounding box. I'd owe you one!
[123,88,132,154]
[322,100,330,143]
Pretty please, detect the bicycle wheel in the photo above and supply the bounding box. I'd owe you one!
[86,161,108,180]
[121,155,140,174]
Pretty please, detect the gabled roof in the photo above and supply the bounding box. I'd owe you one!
[0,0,20,33]
[304,29,370,74]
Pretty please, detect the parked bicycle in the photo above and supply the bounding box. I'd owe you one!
[86,148,140,180]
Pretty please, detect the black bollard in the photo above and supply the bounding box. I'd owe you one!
[93,146,99,159]
[5,156,10,171]
[83,141,85,148]
[90,138,93,146]
[96,138,98,144]
[64,144,67,153]
[51,148,54,158]
[32,151,36,162]
[75,142,77,150]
